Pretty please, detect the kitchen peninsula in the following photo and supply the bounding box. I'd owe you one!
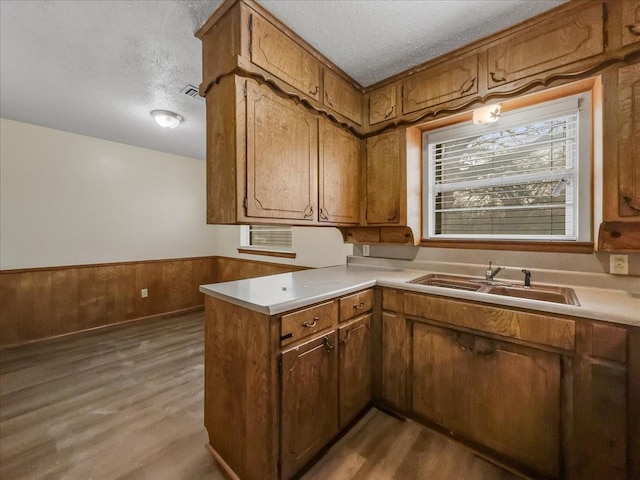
[200,258,640,480]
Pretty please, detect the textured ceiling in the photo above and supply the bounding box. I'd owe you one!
[0,0,566,161]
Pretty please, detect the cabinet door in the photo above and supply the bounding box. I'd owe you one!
[368,84,397,125]
[281,331,338,479]
[381,310,407,410]
[246,80,318,221]
[338,314,372,428]
[621,1,640,47]
[338,315,372,429]
[618,63,640,216]
[365,130,401,224]
[250,14,321,100]
[486,3,603,88]
[402,53,478,114]
[412,322,561,477]
[318,119,361,224]
[323,69,362,126]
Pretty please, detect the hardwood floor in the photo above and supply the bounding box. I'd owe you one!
[0,310,524,480]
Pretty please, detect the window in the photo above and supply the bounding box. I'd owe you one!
[240,225,293,251]
[423,93,591,243]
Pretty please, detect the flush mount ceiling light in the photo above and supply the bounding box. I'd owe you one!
[150,110,183,129]
[473,104,501,125]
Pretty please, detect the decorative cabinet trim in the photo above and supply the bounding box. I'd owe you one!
[368,84,397,125]
[323,69,363,126]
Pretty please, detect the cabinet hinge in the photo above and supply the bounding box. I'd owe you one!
[243,197,248,212]
[248,15,253,56]
[277,356,282,376]
[243,81,247,99]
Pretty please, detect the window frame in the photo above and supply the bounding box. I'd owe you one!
[418,78,601,253]
[238,225,296,259]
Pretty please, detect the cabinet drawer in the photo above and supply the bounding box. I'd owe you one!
[339,289,373,322]
[404,293,575,350]
[250,14,321,100]
[281,300,337,346]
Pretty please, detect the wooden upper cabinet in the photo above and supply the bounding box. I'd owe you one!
[621,0,640,47]
[402,54,478,114]
[318,119,361,225]
[280,331,338,479]
[250,14,321,100]
[368,84,397,125]
[486,3,604,88]
[617,63,640,217]
[365,130,402,224]
[246,79,318,221]
[323,69,362,125]
[364,128,421,233]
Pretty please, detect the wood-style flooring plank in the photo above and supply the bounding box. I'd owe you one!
[1,310,525,480]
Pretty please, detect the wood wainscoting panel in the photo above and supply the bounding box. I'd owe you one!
[0,256,308,348]
[0,257,217,348]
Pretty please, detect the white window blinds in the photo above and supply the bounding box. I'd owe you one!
[242,225,293,250]
[424,94,590,241]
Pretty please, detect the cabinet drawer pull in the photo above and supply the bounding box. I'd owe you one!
[627,24,640,36]
[323,335,334,351]
[302,317,319,328]
[353,301,365,310]
[340,328,351,344]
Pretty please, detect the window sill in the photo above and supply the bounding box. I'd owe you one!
[420,239,594,254]
[237,248,297,259]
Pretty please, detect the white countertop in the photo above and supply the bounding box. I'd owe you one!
[200,263,640,328]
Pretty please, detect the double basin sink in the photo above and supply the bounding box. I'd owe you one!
[408,274,580,306]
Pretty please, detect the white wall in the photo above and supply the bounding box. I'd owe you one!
[0,119,352,270]
[214,225,352,268]
[0,119,217,269]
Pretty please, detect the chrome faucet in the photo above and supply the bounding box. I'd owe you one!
[485,260,504,282]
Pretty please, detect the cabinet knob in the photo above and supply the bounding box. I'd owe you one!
[340,328,351,344]
[302,317,319,328]
[353,301,365,310]
[323,335,334,351]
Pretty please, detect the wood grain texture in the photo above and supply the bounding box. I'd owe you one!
[318,118,361,225]
[246,78,318,221]
[617,62,640,217]
[281,330,339,479]
[368,84,397,125]
[250,13,321,100]
[338,315,372,429]
[280,300,337,347]
[365,130,401,225]
[338,288,373,323]
[411,322,561,477]
[402,53,478,114]
[628,328,640,480]
[323,69,362,125]
[380,310,408,411]
[0,311,224,480]
[404,292,576,350]
[205,295,279,480]
[0,256,304,348]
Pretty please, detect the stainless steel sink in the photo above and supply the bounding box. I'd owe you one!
[407,273,580,306]
[408,274,484,291]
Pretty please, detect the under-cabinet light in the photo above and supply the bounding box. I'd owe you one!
[472,104,501,125]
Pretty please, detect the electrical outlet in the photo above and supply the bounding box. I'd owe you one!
[610,254,628,275]
[141,288,149,298]
[362,245,370,257]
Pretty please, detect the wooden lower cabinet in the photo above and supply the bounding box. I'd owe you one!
[411,322,561,478]
[281,331,339,479]
[380,310,408,411]
[338,315,372,428]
